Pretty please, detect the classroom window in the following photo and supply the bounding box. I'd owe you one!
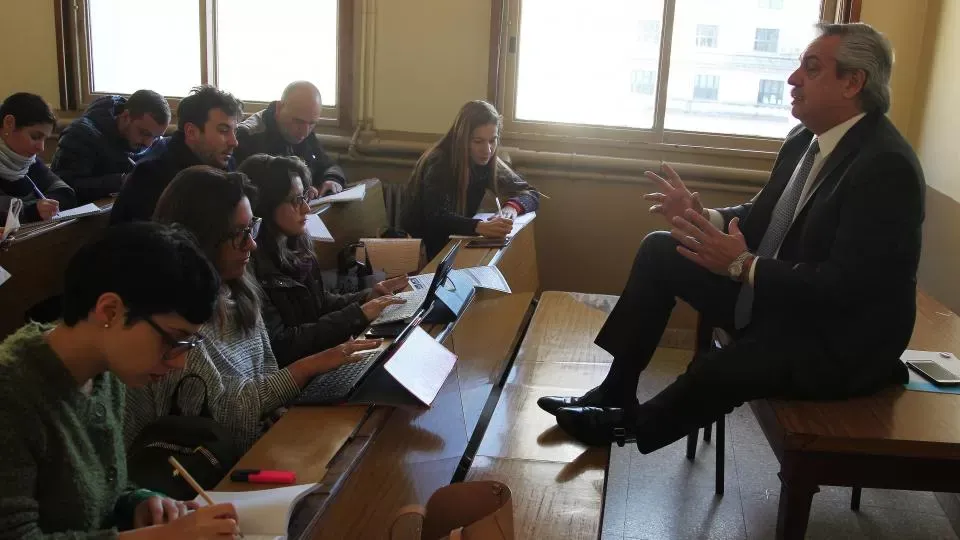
[631,70,656,95]
[61,0,352,124]
[757,79,785,105]
[504,0,828,141]
[693,75,720,101]
[754,28,781,53]
[695,25,719,48]
[759,0,785,8]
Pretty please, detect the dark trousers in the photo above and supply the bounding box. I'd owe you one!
[595,232,809,454]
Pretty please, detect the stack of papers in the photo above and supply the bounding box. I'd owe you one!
[53,203,106,221]
[308,184,366,206]
[407,265,511,294]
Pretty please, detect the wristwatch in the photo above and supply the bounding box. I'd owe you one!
[728,252,755,282]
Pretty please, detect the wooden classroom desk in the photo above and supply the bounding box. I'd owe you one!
[0,199,113,339]
[311,179,388,270]
[215,222,540,540]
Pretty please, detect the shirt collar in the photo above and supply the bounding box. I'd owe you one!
[814,112,866,157]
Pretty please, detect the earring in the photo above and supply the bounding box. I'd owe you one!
[104,324,110,329]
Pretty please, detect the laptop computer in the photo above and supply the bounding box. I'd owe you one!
[369,242,461,326]
[294,308,430,406]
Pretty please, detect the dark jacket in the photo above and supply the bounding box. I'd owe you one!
[718,112,924,396]
[51,96,144,204]
[235,102,346,187]
[110,132,234,224]
[252,249,370,368]
[400,151,539,260]
[0,160,76,224]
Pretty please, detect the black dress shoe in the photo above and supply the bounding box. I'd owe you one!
[555,406,636,447]
[537,387,615,416]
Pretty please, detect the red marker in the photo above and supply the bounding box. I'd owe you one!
[229,469,297,484]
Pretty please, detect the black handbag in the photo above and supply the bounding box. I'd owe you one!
[127,374,239,500]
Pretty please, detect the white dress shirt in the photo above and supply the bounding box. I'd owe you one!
[706,113,866,284]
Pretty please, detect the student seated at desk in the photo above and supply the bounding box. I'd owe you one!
[0,92,76,223]
[124,166,380,456]
[110,85,241,224]
[0,222,240,539]
[239,154,407,367]
[400,100,538,260]
[235,81,346,200]
[52,90,170,203]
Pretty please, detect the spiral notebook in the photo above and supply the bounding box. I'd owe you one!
[197,483,319,540]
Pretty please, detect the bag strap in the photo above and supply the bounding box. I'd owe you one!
[169,373,214,418]
[389,504,425,540]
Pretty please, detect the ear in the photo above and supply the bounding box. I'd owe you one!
[183,122,200,142]
[92,292,127,328]
[2,114,15,132]
[843,69,867,100]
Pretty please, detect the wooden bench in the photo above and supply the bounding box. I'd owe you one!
[754,290,960,539]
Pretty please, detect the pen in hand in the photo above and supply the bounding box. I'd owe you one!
[168,456,245,538]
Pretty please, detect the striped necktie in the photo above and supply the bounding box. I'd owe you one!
[734,139,820,329]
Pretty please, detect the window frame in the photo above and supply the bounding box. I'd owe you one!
[491,0,857,157]
[631,70,656,95]
[695,24,719,49]
[55,0,355,129]
[757,79,785,106]
[754,28,781,53]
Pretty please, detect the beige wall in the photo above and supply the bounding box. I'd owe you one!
[0,1,60,105]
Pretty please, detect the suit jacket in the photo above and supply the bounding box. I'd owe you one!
[717,112,924,397]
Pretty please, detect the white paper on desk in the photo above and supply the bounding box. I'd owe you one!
[901,350,960,384]
[308,184,366,206]
[383,326,457,406]
[472,211,536,238]
[0,265,11,288]
[199,483,319,539]
[409,273,434,291]
[360,237,421,276]
[451,266,511,294]
[305,213,334,242]
[1,198,22,243]
[53,203,103,221]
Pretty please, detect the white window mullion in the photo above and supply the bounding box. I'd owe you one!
[652,0,678,142]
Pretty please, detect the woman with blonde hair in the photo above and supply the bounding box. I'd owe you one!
[401,100,539,259]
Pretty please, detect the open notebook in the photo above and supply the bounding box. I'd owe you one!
[197,483,319,540]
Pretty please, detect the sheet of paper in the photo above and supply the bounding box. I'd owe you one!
[383,326,457,406]
[408,273,434,291]
[200,483,318,538]
[305,213,334,242]
[360,238,421,277]
[472,211,536,238]
[54,203,103,221]
[451,266,512,294]
[308,184,366,206]
[0,265,11,288]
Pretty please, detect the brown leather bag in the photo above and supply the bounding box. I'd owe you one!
[389,481,514,540]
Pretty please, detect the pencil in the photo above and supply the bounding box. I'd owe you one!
[168,456,244,538]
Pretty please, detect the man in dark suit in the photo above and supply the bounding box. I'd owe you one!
[538,22,925,454]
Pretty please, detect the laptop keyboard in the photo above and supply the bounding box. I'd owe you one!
[295,349,382,405]
[371,289,428,325]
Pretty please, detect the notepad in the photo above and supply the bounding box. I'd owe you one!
[305,213,334,242]
[308,184,366,206]
[197,483,320,540]
[54,203,105,221]
[472,211,536,238]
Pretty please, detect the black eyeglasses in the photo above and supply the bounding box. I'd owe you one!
[222,216,262,249]
[287,194,309,208]
[144,317,205,360]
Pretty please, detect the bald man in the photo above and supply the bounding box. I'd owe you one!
[235,81,346,198]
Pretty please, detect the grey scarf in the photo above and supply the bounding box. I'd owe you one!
[0,137,35,182]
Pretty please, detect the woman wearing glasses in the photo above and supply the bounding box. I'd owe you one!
[238,154,407,367]
[123,166,380,457]
[0,222,241,538]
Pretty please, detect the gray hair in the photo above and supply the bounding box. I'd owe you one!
[816,22,894,114]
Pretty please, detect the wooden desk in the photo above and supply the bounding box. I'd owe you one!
[754,290,960,539]
[216,223,540,539]
[0,201,112,339]
[311,179,388,270]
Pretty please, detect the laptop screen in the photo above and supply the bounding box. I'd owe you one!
[421,242,460,305]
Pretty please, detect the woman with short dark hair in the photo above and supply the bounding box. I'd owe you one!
[0,92,76,223]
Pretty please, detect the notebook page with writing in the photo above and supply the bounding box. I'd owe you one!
[472,211,536,238]
[199,483,319,539]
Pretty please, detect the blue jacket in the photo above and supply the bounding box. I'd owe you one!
[51,96,148,204]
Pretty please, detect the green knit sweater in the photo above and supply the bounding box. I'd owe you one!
[0,324,157,539]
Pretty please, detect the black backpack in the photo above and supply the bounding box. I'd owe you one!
[127,374,239,500]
